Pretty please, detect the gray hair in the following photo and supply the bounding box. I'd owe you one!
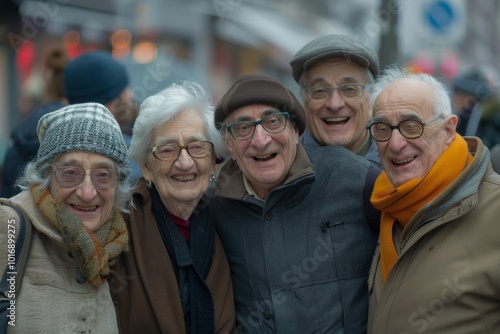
[369,66,452,118]
[17,160,132,213]
[129,81,228,166]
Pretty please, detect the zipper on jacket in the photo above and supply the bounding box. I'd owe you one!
[320,221,343,232]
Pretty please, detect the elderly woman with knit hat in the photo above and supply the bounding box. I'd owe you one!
[0,102,131,333]
[110,81,236,334]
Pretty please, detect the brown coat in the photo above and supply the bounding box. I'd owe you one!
[110,180,236,334]
[367,138,500,333]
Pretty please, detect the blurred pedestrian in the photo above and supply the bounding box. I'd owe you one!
[366,67,500,333]
[290,34,382,168]
[451,68,494,138]
[212,74,380,333]
[63,50,141,185]
[1,46,69,198]
[111,82,236,333]
[0,102,132,333]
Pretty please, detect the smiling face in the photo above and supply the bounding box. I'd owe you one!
[142,109,215,215]
[372,78,457,187]
[49,152,117,231]
[303,58,371,151]
[225,104,299,200]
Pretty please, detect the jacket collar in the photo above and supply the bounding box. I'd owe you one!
[400,136,492,247]
[215,143,315,201]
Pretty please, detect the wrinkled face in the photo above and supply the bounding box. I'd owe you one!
[142,109,215,211]
[372,78,457,187]
[224,104,299,200]
[49,152,117,231]
[303,58,371,151]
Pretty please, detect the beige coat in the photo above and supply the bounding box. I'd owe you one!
[0,191,118,334]
[368,137,500,333]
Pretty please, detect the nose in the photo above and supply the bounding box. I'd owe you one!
[251,124,272,147]
[174,148,195,169]
[387,128,408,151]
[324,89,346,109]
[76,174,98,201]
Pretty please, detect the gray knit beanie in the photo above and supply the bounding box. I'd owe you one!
[36,102,130,180]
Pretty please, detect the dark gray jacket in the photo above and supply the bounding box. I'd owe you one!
[300,128,382,169]
[212,144,380,333]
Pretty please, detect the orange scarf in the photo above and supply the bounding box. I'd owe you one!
[371,135,472,282]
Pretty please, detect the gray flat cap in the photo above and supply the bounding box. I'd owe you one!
[290,34,380,83]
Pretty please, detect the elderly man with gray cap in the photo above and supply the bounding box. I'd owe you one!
[290,34,381,168]
[211,74,381,333]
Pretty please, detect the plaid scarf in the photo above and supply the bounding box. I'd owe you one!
[371,135,472,282]
[30,185,129,287]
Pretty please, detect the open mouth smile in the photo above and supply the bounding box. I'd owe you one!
[70,204,98,212]
[324,117,349,125]
[392,157,415,166]
[172,174,196,181]
[252,153,277,162]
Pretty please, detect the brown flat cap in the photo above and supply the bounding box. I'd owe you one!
[214,74,306,135]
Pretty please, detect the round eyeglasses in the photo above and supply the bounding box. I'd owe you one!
[304,83,365,102]
[151,141,214,161]
[367,117,443,142]
[52,166,118,190]
[226,112,289,140]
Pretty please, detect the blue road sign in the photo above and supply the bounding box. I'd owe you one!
[424,0,456,33]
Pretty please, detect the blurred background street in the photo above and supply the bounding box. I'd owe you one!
[0,0,499,170]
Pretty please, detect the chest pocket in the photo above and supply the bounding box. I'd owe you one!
[322,219,378,279]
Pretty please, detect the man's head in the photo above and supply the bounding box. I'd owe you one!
[63,51,136,131]
[368,67,457,187]
[290,34,379,152]
[214,74,306,199]
[451,68,493,113]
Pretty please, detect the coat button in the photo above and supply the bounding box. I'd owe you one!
[75,274,86,284]
[265,212,272,220]
[262,310,272,320]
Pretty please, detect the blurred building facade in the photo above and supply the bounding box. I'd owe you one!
[0,0,499,172]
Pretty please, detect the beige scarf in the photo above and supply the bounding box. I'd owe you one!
[30,185,129,287]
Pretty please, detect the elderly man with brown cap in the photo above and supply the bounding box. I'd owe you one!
[290,34,381,168]
[211,74,381,333]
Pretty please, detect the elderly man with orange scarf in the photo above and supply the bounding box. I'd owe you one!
[365,67,500,334]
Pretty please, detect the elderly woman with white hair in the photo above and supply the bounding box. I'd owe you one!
[110,81,236,334]
[0,102,132,333]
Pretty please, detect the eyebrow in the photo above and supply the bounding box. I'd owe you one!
[371,113,423,124]
[231,108,281,123]
[56,159,115,169]
[308,76,360,87]
[154,135,207,146]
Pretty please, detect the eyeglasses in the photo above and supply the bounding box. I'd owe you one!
[226,112,289,140]
[367,117,443,142]
[151,141,214,161]
[52,166,118,190]
[304,83,365,102]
